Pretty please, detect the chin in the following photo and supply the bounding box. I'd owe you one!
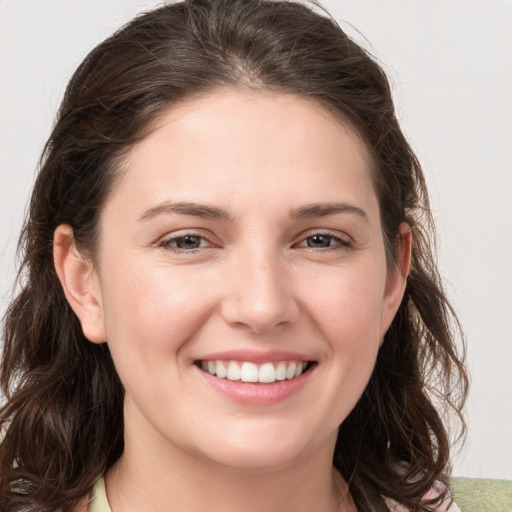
[199,445,306,474]
[189,423,332,474]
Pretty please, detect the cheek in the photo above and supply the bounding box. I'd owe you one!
[302,264,387,345]
[99,258,217,364]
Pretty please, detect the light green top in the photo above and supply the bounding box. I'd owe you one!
[89,476,512,512]
[89,478,111,512]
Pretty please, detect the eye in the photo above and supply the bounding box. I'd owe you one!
[295,232,351,250]
[159,234,212,252]
[305,234,336,248]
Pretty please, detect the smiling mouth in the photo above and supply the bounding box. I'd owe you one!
[196,360,315,384]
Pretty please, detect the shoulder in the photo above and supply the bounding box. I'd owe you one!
[384,481,461,512]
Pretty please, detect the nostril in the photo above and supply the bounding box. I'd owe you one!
[220,303,299,334]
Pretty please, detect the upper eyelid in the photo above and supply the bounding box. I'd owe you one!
[294,228,352,243]
[158,228,213,241]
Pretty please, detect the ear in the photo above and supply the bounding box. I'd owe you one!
[53,224,107,344]
[380,222,412,338]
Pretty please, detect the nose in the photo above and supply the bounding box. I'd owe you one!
[220,248,300,334]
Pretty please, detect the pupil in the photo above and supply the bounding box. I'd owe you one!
[308,235,331,248]
[177,235,201,249]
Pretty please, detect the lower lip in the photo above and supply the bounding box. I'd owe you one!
[196,365,314,405]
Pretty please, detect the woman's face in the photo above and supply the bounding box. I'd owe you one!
[71,90,407,472]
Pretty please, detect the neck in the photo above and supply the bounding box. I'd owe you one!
[106,457,352,512]
[104,408,355,512]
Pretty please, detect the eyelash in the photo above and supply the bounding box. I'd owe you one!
[157,230,352,254]
[294,231,352,251]
[157,232,214,253]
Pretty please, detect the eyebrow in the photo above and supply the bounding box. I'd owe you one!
[291,202,369,223]
[138,201,233,222]
[137,200,368,223]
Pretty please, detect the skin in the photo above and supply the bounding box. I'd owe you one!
[54,89,411,512]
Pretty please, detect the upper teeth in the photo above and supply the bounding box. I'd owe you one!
[200,360,307,383]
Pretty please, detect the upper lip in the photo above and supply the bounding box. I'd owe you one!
[195,349,314,364]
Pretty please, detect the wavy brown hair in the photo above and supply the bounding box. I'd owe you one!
[0,1,468,511]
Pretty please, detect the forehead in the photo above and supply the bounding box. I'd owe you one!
[109,89,378,219]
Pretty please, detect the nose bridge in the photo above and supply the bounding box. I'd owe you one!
[220,241,298,333]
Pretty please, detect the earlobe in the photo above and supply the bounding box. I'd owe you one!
[53,224,107,344]
[381,222,412,336]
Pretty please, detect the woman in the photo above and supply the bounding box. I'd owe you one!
[0,1,468,511]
